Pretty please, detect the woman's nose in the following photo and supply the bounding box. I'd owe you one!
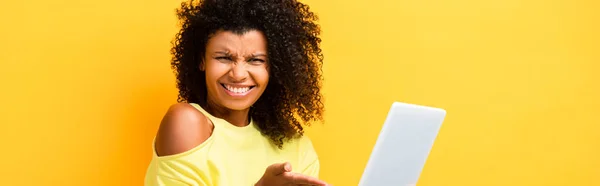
[229,62,249,82]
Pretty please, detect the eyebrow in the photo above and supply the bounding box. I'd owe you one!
[214,51,231,55]
[213,51,267,58]
[250,53,267,58]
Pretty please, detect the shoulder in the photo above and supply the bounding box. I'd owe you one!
[296,135,315,147]
[154,103,213,157]
[284,134,317,155]
[298,135,316,153]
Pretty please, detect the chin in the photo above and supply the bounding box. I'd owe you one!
[226,105,251,111]
[221,100,254,111]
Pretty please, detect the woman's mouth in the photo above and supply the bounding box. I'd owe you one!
[221,83,255,96]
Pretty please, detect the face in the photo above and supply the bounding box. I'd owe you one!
[202,30,269,111]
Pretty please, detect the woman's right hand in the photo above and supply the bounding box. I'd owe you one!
[255,162,330,186]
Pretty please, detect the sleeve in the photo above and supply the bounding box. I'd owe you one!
[145,135,215,186]
[152,175,193,186]
[145,159,211,186]
[298,136,321,178]
[301,156,320,178]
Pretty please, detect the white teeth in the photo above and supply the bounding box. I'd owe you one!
[224,84,251,93]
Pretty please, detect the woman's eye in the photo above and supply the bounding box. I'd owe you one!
[215,56,232,61]
[249,58,266,64]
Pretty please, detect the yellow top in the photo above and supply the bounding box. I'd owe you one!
[144,103,320,186]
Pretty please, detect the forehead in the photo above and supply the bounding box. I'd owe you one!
[205,30,267,54]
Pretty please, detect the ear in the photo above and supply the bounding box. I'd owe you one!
[199,59,206,71]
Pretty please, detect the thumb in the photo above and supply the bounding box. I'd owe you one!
[267,162,292,176]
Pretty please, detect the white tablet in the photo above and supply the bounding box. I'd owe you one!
[359,102,447,186]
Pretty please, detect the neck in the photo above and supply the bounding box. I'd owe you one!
[204,100,250,127]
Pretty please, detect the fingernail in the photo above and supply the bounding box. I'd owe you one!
[284,163,291,171]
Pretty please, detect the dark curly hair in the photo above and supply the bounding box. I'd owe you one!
[171,0,324,148]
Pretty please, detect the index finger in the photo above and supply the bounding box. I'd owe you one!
[284,172,328,185]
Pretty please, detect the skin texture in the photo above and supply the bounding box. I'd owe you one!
[155,103,213,157]
[202,30,270,127]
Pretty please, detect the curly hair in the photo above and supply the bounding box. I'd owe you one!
[171,0,324,148]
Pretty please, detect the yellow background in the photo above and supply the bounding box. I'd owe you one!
[1,0,598,185]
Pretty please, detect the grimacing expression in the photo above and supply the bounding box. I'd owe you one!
[202,30,269,111]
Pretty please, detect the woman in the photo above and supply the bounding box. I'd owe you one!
[144,0,329,185]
